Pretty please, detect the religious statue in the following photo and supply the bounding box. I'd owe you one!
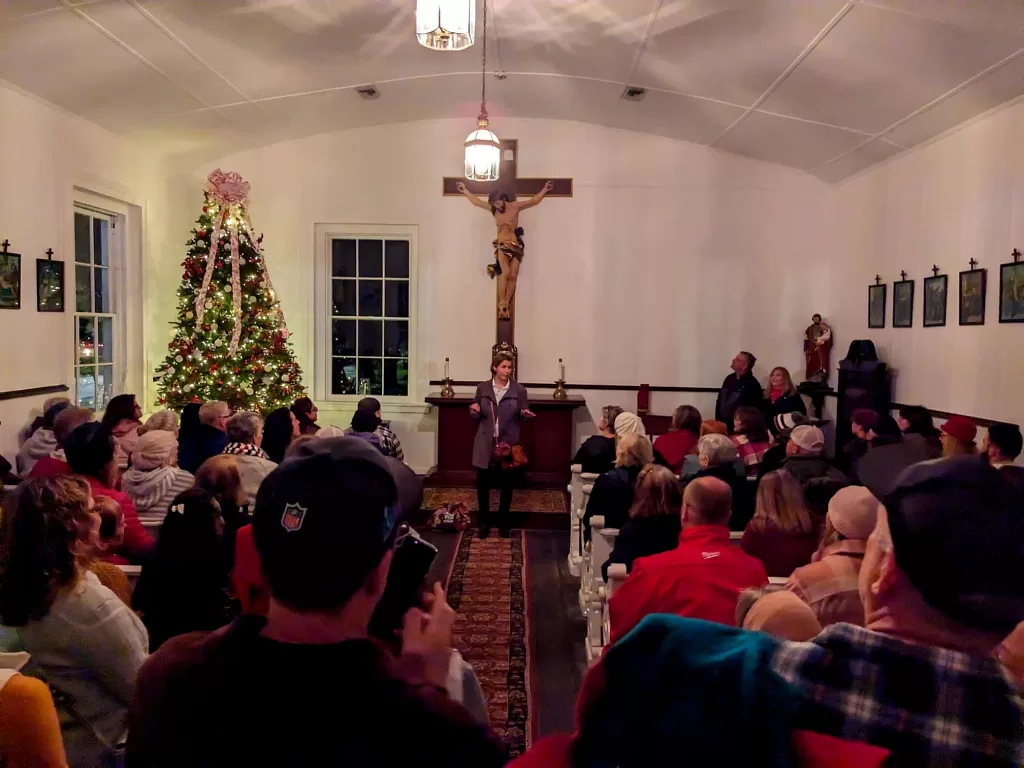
[803,314,833,383]
[455,180,554,319]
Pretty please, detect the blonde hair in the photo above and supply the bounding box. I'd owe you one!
[750,470,815,534]
[138,410,179,436]
[615,433,654,468]
[941,434,978,458]
[628,465,683,519]
[767,367,797,396]
[195,455,245,509]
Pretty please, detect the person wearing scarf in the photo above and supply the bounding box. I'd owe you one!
[221,411,276,508]
[121,430,195,525]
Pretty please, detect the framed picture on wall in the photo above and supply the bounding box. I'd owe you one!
[868,283,886,329]
[999,260,1024,323]
[958,268,986,326]
[0,249,21,310]
[36,258,65,313]
[923,274,947,327]
[893,279,914,328]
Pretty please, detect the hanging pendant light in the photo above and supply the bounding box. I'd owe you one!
[464,0,499,181]
[416,0,475,52]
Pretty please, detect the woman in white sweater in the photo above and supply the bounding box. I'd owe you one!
[121,430,195,524]
[0,476,148,768]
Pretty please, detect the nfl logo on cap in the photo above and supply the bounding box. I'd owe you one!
[281,502,307,532]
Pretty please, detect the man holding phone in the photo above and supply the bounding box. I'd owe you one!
[127,438,505,767]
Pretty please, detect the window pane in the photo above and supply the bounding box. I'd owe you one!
[96,364,114,411]
[358,240,383,277]
[332,239,356,277]
[358,279,383,316]
[93,218,109,266]
[75,265,91,312]
[331,279,356,316]
[94,267,110,313]
[331,358,357,395]
[384,281,409,318]
[384,320,408,357]
[358,319,383,357]
[331,319,356,356]
[357,358,383,396]
[383,359,408,397]
[385,240,409,278]
[77,316,96,364]
[74,213,91,263]
[77,367,96,410]
[97,317,113,364]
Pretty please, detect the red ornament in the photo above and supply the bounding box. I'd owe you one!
[196,229,207,237]
[203,324,211,331]
[215,260,223,268]
[210,364,219,372]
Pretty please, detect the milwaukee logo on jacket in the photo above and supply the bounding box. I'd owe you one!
[608,525,767,645]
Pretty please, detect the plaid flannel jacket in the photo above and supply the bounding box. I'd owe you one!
[377,425,404,461]
[773,623,1024,767]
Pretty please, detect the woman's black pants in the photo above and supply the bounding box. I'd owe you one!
[476,467,515,530]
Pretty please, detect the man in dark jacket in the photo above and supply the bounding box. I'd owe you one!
[715,351,762,430]
[781,425,848,515]
[178,401,230,474]
[683,434,753,531]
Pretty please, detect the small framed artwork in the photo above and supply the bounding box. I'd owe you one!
[36,258,65,313]
[868,283,886,329]
[923,275,948,327]
[958,268,986,326]
[893,279,914,328]
[999,260,1024,323]
[0,249,21,310]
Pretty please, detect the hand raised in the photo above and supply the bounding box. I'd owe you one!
[400,583,456,688]
[455,181,467,193]
[543,180,554,192]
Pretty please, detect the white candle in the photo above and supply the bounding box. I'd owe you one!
[445,357,450,378]
[559,358,565,380]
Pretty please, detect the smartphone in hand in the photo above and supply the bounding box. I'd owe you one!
[369,525,438,641]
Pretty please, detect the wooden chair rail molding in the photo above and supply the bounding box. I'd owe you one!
[0,385,69,402]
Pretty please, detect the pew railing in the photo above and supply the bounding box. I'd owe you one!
[584,516,618,664]
[568,467,600,578]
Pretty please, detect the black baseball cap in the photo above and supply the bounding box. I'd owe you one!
[884,457,1024,633]
[252,437,423,611]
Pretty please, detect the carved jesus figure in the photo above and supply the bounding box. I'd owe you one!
[456,180,554,319]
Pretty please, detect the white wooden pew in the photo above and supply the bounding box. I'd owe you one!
[576,484,597,614]
[584,516,618,664]
[568,466,600,578]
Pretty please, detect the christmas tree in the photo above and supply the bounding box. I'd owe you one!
[157,169,304,412]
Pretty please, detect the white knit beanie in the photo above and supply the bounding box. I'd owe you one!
[131,429,178,471]
[614,412,646,437]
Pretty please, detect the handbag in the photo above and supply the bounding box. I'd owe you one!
[489,400,528,470]
[428,502,471,532]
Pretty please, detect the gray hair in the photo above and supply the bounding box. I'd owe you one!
[138,410,179,436]
[199,400,230,426]
[698,433,738,467]
[226,411,263,444]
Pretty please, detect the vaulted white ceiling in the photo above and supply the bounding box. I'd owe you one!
[2,0,1023,181]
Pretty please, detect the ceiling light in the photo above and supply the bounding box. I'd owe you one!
[464,0,498,180]
[416,0,475,52]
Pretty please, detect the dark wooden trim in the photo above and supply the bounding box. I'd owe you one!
[0,384,68,402]
[428,380,719,394]
[823,391,1001,429]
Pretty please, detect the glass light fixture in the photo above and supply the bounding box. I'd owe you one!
[416,0,475,52]
[464,0,499,181]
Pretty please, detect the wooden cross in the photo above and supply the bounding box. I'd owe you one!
[1013,248,1022,263]
[45,248,54,260]
[0,240,9,254]
[899,271,907,281]
[874,275,882,285]
[931,265,940,277]
[444,138,573,348]
[969,258,978,270]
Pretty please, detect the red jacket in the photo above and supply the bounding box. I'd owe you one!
[608,525,767,644]
[653,430,699,474]
[232,524,269,615]
[28,455,69,479]
[84,476,154,564]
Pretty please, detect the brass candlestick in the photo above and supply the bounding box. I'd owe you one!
[553,379,567,400]
[440,377,455,398]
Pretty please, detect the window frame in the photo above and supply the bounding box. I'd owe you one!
[313,223,418,405]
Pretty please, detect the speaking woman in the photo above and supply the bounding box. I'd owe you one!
[470,351,534,539]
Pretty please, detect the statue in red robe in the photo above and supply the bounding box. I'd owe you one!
[803,314,832,383]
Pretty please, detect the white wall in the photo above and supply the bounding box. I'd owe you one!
[829,98,1024,426]
[149,119,832,472]
[0,83,156,459]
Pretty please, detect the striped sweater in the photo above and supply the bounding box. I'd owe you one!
[121,465,195,523]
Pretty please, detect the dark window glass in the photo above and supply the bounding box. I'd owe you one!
[332,239,356,277]
[358,240,383,277]
[383,359,408,397]
[385,240,409,278]
[93,218,109,266]
[332,358,357,395]
[76,265,91,312]
[385,281,409,318]
[358,319,383,357]
[331,319,356,356]
[357,358,383,396]
[358,280,383,316]
[74,214,91,263]
[332,280,356,316]
[384,320,408,358]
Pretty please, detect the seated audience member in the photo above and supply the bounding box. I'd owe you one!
[354,397,404,460]
[127,438,505,767]
[758,412,810,478]
[64,422,154,563]
[983,422,1022,469]
[137,410,179,437]
[177,402,200,445]
[222,411,276,508]
[290,396,321,436]
[685,434,751,530]
[88,496,133,606]
[574,458,1024,767]
[260,407,300,464]
[939,415,978,457]
[195,455,251,575]
[18,396,69,447]
[613,411,646,438]
[897,404,942,458]
[715,350,762,430]
[122,429,195,524]
[731,406,773,479]
[838,408,877,473]
[583,433,653,535]
[680,419,730,478]
[133,489,234,651]
[782,425,849,516]
[787,486,880,628]
[652,405,701,475]
[178,401,230,474]
[348,407,388,455]
[0,476,148,768]
[28,406,92,479]
[572,405,623,474]
[739,588,822,642]
[17,400,70,475]
[0,654,69,768]
[608,476,767,644]
[740,470,819,577]
[866,414,902,447]
[602,465,682,580]
[102,393,144,471]
[763,366,806,418]
[285,433,318,456]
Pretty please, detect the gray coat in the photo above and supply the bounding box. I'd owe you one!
[471,379,529,469]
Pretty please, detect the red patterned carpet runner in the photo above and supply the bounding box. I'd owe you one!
[423,486,566,513]
[445,530,531,759]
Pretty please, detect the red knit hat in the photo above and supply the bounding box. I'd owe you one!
[940,415,977,444]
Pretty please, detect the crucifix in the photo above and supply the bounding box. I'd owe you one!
[874,275,882,285]
[445,139,573,350]
[0,240,9,253]
[931,265,941,277]
[45,248,54,260]
[969,258,978,270]
[1013,248,1022,263]
[899,270,907,281]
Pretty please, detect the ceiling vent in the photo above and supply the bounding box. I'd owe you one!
[356,85,380,100]
[621,85,646,102]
